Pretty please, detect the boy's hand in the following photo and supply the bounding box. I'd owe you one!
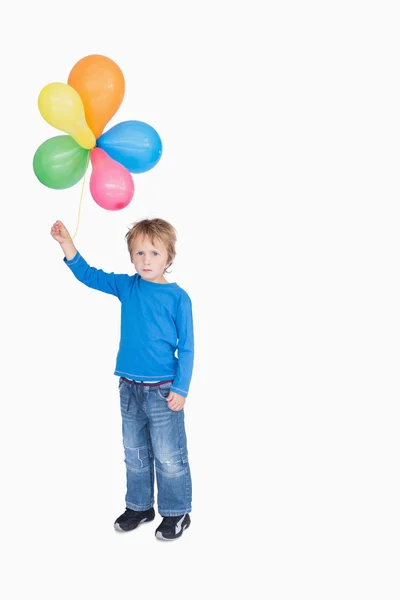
[167,392,186,411]
[50,220,71,244]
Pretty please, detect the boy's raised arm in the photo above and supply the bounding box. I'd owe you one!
[51,220,129,300]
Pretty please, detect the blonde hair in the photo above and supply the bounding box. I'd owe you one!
[125,218,177,267]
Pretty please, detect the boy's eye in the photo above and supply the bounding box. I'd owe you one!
[153,252,159,256]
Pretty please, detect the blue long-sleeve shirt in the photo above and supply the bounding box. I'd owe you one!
[64,252,194,397]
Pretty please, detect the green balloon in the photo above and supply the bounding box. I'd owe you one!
[33,135,90,189]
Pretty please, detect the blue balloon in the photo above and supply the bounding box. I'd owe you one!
[97,120,162,174]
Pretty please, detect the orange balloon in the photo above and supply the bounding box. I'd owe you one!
[68,55,125,139]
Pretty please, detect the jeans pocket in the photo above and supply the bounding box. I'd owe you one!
[157,384,171,400]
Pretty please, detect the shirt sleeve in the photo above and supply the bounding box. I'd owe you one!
[171,292,195,398]
[63,252,130,301]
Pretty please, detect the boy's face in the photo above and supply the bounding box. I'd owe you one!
[131,235,170,283]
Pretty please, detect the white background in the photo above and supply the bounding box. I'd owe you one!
[1,1,399,598]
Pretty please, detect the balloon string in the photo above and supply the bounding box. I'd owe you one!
[71,151,91,241]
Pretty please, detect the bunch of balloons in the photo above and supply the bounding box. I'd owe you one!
[33,54,162,211]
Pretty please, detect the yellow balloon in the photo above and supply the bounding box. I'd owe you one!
[38,83,96,149]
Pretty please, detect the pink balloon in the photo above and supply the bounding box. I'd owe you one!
[89,148,134,210]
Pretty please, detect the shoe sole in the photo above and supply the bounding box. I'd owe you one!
[114,515,155,532]
[155,521,191,541]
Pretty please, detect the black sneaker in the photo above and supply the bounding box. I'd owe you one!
[155,514,191,541]
[114,507,155,532]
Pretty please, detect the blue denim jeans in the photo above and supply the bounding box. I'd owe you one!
[119,378,192,517]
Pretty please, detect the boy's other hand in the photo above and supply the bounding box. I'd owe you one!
[51,220,71,244]
[167,392,186,411]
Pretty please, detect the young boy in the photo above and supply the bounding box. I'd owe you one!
[50,218,194,541]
